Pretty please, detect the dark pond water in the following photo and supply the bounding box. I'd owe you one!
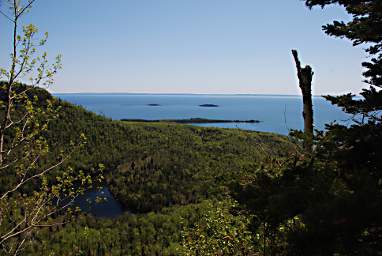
[73,187,123,218]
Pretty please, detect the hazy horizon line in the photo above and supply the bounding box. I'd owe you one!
[52,92,331,97]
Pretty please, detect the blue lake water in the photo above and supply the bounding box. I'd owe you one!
[55,93,351,135]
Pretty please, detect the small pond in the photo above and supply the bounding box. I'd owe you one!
[73,187,123,218]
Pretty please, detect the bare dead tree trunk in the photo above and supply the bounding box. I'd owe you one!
[292,50,314,152]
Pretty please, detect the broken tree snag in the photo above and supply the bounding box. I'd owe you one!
[292,49,314,152]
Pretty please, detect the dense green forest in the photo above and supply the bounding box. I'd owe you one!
[13,92,294,255]
[1,0,381,255]
[48,98,295,214]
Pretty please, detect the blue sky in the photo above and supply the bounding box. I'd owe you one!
[0,0,367,94]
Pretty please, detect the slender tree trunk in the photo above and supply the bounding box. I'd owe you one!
[292,50,314,152]
[0,13,18,165]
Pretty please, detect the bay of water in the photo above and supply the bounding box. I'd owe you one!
[55,93,351,135]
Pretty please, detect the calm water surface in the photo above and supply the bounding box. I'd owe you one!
[55,93,351,135]
[73,187,123,218]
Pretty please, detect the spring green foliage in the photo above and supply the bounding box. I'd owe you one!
[0,83,104,255]
[179,200,254,256]
[109,122,293,213]
[0,1,102,253]
[22,200,254,256]
[42,99,295,215]
[7,0,381,254]
[1,90,293,255]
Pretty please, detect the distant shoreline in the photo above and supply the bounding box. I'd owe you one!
[55,93,301,96]
[120,118,261,124]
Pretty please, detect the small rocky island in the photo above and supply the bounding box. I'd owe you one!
[199,104,219,108]
[147,103,161,106]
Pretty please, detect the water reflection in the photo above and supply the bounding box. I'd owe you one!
[73,187,123,218]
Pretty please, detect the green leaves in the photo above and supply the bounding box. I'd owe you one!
[180,199,254,256]
[0,1,87,253]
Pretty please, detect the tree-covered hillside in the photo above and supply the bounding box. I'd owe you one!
[46,98,295,213]
[16,92,295,255]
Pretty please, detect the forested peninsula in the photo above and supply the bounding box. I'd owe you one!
[120,118,260,124]
[1,0,382,255]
